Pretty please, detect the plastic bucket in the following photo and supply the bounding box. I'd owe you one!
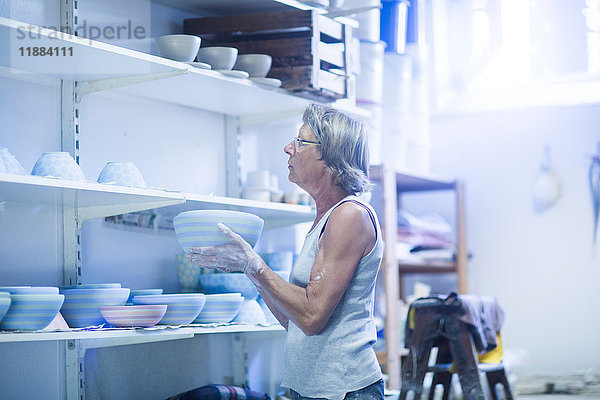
[380,0,410,54]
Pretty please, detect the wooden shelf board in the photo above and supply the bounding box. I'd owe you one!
[369,165,456,192]
[397,261,457,274]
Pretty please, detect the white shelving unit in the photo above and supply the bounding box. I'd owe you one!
[0,1,356,397]
[0,324,285,346]
[0,17,367,118]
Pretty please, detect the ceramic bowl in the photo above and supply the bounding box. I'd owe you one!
[156,34,201,62]
[0,292,11,323]
[259,252,294,271]
[31,152,86,181]
[173,210,264,253]
[232,299,266,324]
[192,293,244,324]
[233,54,272,78]
[60,288,130,328]
[100,305,167,328]
[132,293,206,325]
[0,293,64,330]
[0,147,26,175]
[59,283,122,290]
[126,288,163,304]
[243,188,271,202]
[196,47,238,70]
[0,286,59,295]
[198,272,259,300]
[97,161,147,188]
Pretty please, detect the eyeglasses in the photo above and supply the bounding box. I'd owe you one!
[294,137,321,151]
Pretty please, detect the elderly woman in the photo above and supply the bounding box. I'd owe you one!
[188,104,384,400]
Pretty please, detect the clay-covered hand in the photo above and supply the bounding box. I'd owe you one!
[187,223,263,274]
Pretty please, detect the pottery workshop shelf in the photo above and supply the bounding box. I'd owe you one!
[168,192,316,229]
[0,174,186,221]
[0,324,285,349]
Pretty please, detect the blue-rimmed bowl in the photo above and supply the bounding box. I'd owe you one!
[0,293,64,330]
[59,283,122,290]
[193,293,243,324]
[126,289,163,304]
[0,286,59,295]
[173,210,264,253]
[132,293,205,325]
[60,288,130,328]
[0,292,11,323]
[198,273,258,300]
[100,305,167,328]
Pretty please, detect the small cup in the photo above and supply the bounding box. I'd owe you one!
[283,191,299,204]
[31,152,86,181]
[97,162,146,188]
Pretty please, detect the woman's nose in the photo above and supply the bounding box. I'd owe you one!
[284,140,295,155]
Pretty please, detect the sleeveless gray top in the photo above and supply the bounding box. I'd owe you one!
[281,195,383,400]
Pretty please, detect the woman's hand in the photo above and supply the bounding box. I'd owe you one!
[187,223,264,275]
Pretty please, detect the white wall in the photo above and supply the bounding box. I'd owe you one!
[428,104,600,374]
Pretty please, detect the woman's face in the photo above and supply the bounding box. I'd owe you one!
[284,123,327,190]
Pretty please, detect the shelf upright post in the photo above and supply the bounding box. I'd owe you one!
[232,333,249,387]
[382,166,401,389]
[224,115,242,198]
[455,180,468,294]
[60,0,84,399]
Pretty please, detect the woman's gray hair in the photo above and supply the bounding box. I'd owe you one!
[303,103,373,194]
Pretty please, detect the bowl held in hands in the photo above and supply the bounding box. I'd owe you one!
[173,210,264,253]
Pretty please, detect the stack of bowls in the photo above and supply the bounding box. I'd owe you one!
[0,287,64,330]
[99,305,167,328]
[59,285,130,328]
[232,299,267,324]
[192,293,244,324]
[132,293,205,325]
[173,210,264,253]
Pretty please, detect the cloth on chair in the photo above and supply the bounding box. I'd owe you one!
[457,294,505,353]
[405,293,505,355]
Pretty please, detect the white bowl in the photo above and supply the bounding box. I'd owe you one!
[31,152,86,181]
[100,305,167,328]
[233,54,272,78]
[196,47,238,70]
[97,161,147,188]
[0,147,26,175]
[156,34,201,62]
[132,293,206,325]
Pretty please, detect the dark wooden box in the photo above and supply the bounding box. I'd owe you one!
[183,10,352,102]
